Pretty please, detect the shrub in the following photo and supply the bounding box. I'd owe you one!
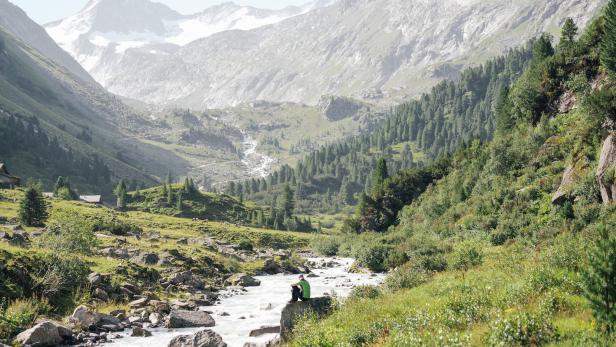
[37,212,97,255]
[32,254,89,311]
[449,241,484,275]
[348,285,381,300]
[237,238,254,251]
[384,262,431,291]
[310,236,340,256]
[486,312,558,346]
[354,243,389,272]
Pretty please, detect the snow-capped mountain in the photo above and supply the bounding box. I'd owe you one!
[45,0,336,85]
[75,0,604,109]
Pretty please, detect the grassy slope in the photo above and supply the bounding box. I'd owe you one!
[0,189,315,276]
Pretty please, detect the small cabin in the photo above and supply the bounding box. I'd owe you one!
[0,163,20,189]
[79,195,103,205]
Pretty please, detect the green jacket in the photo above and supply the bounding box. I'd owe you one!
[297,279,311,299]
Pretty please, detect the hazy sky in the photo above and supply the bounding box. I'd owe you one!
[11,0,310,24]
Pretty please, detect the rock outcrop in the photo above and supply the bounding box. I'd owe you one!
[69,305,122,331]
[167,329,227,347]
[280,297,332,341]
[318,96,364,121]
[552,165,580,205]
[596,134,616,205]
[166,310,216,328]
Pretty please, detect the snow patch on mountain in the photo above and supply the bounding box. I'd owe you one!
[45,0,337,85]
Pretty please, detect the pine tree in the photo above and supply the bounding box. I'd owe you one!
[582,225,616,333]
[167,184,174,205]
[602,0,616,76]
[19,186,48,227]
[114,180,128,210]
[560,17,578,48]
[176,192,183,211]
[371,158,388,197]
[533,33,555,62]
[279,184,295,218]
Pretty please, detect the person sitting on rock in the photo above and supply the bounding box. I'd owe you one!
[290,275,311,303]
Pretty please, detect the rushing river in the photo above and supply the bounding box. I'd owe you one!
[117,258,384,347]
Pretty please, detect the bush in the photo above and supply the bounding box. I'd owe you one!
[32,254,89,311]
[37,212,97,255]
[237,238,254,251]
[486,312,558,346]
[384,262,431,291]
[449,241,484,275]
[348,285,381,300]
[354,243,389,272]
[310,236,340,256]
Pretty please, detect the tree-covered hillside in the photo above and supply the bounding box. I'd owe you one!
[296,10,616,346]
[234,43,534,214]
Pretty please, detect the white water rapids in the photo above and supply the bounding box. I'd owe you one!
[240,133,274,178]
[116,258,384,347]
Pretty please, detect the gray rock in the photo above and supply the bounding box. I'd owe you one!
[149,312,163,326]
[280,297,332,341]
[131,327,152,337]
[226,273,260,287]
[552,165,580,205]
[129,297,149,308]
[14,321,63,346]
[93,288,109,301]
[131,252,159,265]
[169,270,193,285]
[88,272,102,286]
[249,326,280,337]
[167,329,226,347]
[166,310,215,328]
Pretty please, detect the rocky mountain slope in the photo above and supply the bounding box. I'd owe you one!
[0,0,96,85]
[45,0,335,87]
[48,0,606,109]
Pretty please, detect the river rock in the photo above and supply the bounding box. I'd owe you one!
[168,329,226,347]
[249,325,280,337]
[280,297,332,341]
[131,327,152,337]
[166,310,215,328]
[226,273,261,287]
[69,305,121,331]
[14,321,64,346]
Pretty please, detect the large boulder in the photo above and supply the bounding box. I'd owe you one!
[14,321,64,346]
[226,273,260,287]
[130,252,159,265]
[168,329,226,347]
[280,297,332,341]
[69,305,121,331]
[249,325,280,337]
[597,134,616,205]
[166,310,215,328]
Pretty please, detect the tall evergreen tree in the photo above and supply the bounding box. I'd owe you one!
[114,180,128,210]
[19,186,48,227]
[279,184,295,218]
[582,225,616,333]
[560,17,578,48]
[533,33,555,62]
[602,0,616,76]
[371,158,389,197]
